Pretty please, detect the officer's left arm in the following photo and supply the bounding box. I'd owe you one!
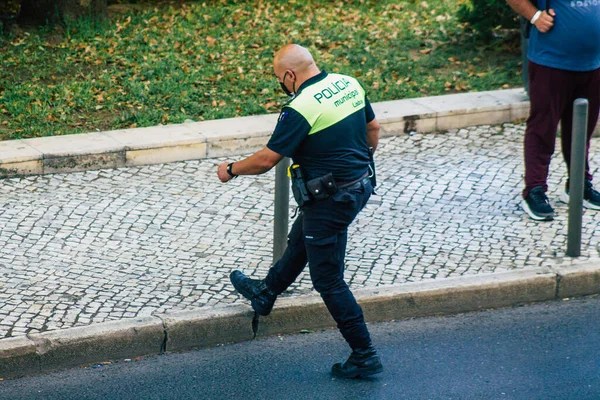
[364,98,380,152]
[217,147,284,183]
[367,118,380,153]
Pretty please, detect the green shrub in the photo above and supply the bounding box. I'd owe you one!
[457,0,519,41]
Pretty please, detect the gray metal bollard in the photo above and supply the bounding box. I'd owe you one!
[566,99,589,257]
[273,157,290,263]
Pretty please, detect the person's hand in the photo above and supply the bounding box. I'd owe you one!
[217,162,233,183]
[534,9,555,33]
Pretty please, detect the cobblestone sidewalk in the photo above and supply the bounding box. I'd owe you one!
[1,123,599,339]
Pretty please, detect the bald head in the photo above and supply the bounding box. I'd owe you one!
[273,44,320,91]
[274,44,316,73]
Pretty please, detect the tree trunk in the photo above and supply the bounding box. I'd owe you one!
[18,0,107,25]
[17,0,52,24]
[0,0,21,31]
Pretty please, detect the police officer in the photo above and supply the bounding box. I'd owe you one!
[217,44,382,378]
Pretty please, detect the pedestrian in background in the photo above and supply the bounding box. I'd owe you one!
[506,0,600,221]
[217,44,382,378]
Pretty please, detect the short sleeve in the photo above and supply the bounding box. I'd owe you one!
[355,77,375,123]
[266,107,311,157]
[364,97,375,123]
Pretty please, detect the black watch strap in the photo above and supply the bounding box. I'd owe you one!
[226,162,238,178]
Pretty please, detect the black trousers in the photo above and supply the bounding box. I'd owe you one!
[265,176,373,350]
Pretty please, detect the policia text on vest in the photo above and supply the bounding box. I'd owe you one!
[312,77,363,109]
[286,73,368,142]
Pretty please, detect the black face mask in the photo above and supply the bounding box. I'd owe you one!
[279,72,295,97]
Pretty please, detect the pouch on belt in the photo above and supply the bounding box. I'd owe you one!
[306,173,337,201]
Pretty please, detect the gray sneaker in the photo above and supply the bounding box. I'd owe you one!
[522,186,554,221]
[560,179,600,210]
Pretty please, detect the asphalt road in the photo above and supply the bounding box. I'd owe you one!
[2,296,599,400]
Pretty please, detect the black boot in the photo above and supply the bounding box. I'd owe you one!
[229,270,277,316]
[331,345,383,378]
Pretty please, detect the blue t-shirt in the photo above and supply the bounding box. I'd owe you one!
[528,0,600,71]
[267,71,375,182]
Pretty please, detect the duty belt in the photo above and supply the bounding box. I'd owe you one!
[336,171,369,189]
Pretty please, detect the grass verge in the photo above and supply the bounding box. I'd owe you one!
[0,0,522,140]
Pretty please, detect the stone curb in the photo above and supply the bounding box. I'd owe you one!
[2,263,598,379]
[0,89,531,178]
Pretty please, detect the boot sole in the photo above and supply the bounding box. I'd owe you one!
[229,271,273,316]
[229,273,254,302]
[332,364,384,379]
[559,192,600,210]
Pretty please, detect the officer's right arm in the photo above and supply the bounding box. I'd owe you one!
[267,107,311,158]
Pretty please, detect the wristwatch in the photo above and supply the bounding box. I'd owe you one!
[530,10,542,25]
[226,162,238,178]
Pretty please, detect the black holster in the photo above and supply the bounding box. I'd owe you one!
[290,165,311,207]
[368,146,377,190]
